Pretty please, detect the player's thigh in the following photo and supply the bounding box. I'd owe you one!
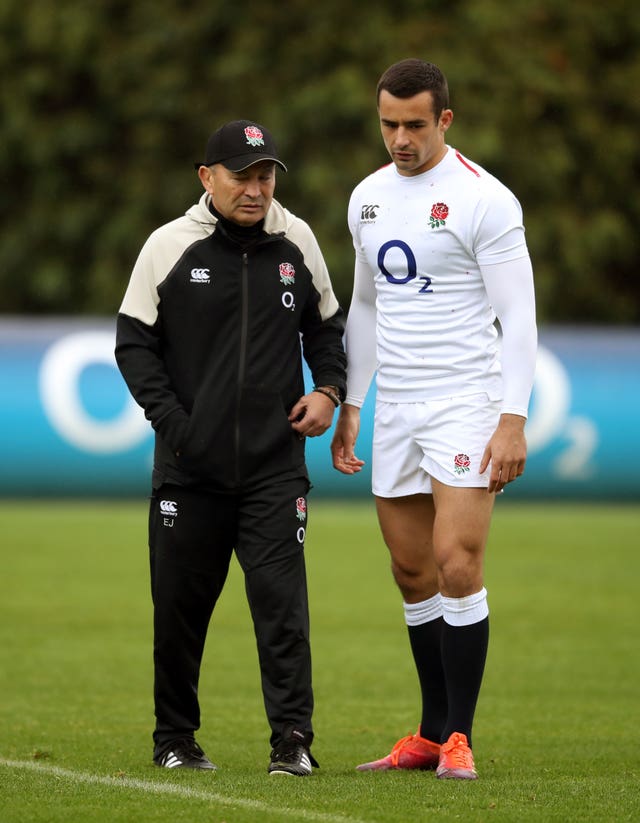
[430,479,495,593]
[375,493,438,579]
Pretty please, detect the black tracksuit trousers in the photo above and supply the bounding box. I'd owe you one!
[149,476,313,749]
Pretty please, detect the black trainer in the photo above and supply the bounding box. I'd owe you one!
[268,728,318,776]
[153,737,217,770]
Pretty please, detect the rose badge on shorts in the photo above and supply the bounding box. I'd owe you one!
[454,453,471,475]
[295,497,307,521]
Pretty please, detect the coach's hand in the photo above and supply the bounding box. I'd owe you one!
[288,391,336,438]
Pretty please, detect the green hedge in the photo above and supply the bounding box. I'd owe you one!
[1,0,638,322]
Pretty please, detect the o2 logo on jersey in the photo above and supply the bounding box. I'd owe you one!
[378,240,433,293]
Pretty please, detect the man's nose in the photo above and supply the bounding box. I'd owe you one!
[244,179,261,197]
[393,127,410,147]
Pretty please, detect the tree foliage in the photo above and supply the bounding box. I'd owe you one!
[1,0,638,322]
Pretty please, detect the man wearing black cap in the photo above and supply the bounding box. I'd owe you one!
[115,120,346,776]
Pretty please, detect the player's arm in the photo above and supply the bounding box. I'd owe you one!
[331,255,377,475]
[479,254,537,492]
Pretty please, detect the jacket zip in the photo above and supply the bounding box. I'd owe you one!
[234,251,250,485]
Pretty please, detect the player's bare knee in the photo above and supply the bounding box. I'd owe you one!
[435,548,483,597]
[391,560,434,600]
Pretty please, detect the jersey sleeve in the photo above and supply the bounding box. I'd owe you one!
[474,186,529,266]
[344,258,378,407]
[344,186,378,407]
[480,255,538,418]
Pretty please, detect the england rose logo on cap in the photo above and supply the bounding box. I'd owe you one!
[194,119,288,173]
[244,126,265,147]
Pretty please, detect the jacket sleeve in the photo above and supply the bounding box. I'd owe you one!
[114,235,190,453]
[302,305,347,401]
[287,217,347,400]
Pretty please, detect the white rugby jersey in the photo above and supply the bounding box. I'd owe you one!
[345,146,536,416]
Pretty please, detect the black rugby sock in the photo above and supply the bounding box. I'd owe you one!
[440,616,489,748]
[407,616,448,744]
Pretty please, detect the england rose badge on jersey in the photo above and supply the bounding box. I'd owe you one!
[295,497,307,521]
[279,262,295,285]
[244,125,265,146]
[429,202,449,229]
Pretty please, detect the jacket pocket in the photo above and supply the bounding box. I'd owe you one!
[237,387,303,481]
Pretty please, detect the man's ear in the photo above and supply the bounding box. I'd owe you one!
[440,108,454,133]
[198,165,214,194]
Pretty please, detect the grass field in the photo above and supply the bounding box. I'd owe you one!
[0,499,638,822]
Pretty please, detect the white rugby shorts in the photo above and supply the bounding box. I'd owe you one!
[371,393,501,497]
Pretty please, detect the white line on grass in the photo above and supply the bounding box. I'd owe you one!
[0,758,367,823]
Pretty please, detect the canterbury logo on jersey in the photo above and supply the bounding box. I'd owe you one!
[361,204,379,222]
[190,268,211,283]
[160,500,178,516]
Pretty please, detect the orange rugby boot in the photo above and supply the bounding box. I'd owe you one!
[436,731,478,780]
[356,730,440,771]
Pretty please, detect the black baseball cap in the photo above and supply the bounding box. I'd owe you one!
[194,120,287,172]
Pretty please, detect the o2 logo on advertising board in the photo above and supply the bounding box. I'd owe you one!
[527,345,598,479]
[38,331,151,454]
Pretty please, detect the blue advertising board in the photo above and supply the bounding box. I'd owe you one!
[1,318,638,500]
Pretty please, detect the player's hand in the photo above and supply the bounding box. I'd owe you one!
[480,413,527,493]
[331,404,366,475]
[288,391,335,438]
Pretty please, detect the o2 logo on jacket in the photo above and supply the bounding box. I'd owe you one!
[279,262,296,311]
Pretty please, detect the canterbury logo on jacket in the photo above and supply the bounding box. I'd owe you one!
[115,193,346,492]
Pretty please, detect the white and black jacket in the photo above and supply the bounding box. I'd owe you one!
[115,192,346,492]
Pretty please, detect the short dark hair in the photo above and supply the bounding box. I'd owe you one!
[376,59,450,120]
